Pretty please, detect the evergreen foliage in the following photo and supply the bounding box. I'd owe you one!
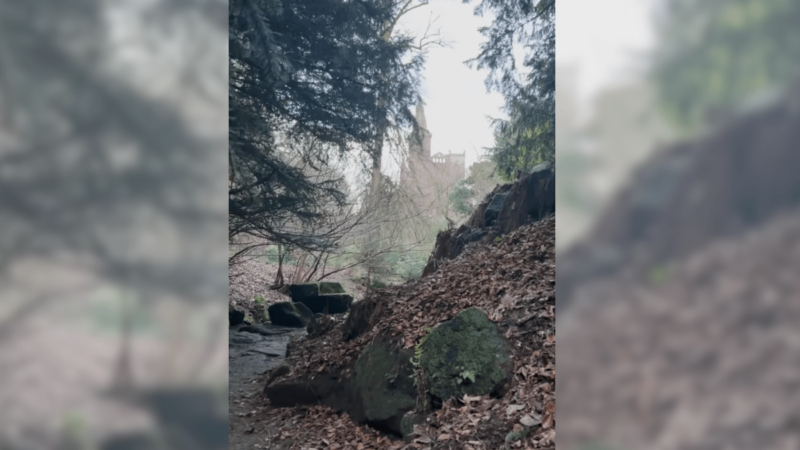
[468,0,555,178]
[449,180,474,217]
[652,0,800,130]
[229,0,423,250]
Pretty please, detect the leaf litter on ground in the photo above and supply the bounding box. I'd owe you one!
[245,215,555,449]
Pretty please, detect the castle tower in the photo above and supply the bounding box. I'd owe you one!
[411,102,432,158]
[401,101,466,220]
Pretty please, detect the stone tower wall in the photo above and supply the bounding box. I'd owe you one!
[401,104,466,217]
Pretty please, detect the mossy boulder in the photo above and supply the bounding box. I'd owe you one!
[353,337,417,435]
[319,282,346,294]
[267,302,316,328]
[420,308,512,401]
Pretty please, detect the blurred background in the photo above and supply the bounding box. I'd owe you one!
[0,1,228,449]
[557,0,800,449]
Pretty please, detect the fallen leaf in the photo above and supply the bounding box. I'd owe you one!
[520,414,540,427]
[462,394,481,404]
[542,401,555,429]
[438,433,451,441]
[506,404,525,416]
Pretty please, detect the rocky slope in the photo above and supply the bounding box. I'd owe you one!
[557,81,800,450]
[559,83,800,311]
[240,215,555,450]
[422,161,554,277]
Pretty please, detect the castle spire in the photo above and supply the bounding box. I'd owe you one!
[415,101,428,131]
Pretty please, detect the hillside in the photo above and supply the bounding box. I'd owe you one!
[229,161,555,449]
[254,216,555,449]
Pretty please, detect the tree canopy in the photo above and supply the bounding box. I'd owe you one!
[229,0,423,250]
[468,0,555,179]
[652,0,800,130]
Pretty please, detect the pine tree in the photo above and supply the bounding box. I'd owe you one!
[468,0,555,178]
[229,0,422,250]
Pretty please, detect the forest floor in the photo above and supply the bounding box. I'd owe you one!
[228,215,555,450]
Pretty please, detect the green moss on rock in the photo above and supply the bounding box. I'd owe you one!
[400,411,426,440]
[319,282,346,294]
[267,301,315,328]
[419,308,511,401]
[353,338,416,426]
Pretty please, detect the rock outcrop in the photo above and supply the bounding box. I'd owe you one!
[422,161,554,276]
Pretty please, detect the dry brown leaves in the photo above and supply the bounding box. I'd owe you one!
[559,211,800,450]
[269,215,555,449]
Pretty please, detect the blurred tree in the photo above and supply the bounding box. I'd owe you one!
[467,0,555,178]
[448,180,474,217]
[652,0,800,130]
[229,0,423,250]
[448,160,505,218]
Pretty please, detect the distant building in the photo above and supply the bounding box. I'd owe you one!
[399,102,465,218]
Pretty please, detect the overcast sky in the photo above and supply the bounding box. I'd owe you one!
[558,0,655,114]
[389,0,506,175]
[381,0,656,178]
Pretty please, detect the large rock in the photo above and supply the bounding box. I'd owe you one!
[420,308,512,401]
[342,296,378,341]
[288,282,353,314]
[296,293,353,314]
[421,161,554,277]
[265,371,358,414]
[484,192,509,226]
[267,302,316,328]
[229,307,245,326]
[265,336,419,437]
[289,281,347,298]
[353,338,417,435]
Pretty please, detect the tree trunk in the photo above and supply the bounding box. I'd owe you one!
[293,252,308,284]
[273,244,285,287]
[111,289,134,393]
